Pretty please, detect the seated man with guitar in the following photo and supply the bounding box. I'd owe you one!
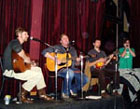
[3,27,53,103]
[86,38,120,98]
[42,34,88,99]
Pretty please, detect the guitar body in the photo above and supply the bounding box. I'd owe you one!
[12,51,31,72]
[95,62,104,69]
[46,53,72,71]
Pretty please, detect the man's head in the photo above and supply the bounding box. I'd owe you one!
[60,34,69,47]
[123,38,130,47]
[93,38,101,48]
[15,27,29,43]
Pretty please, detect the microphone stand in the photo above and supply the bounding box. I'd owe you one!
[30,38,59,100]
[54,49,58,100]
[80,52,84,99]
[66,48,69,97]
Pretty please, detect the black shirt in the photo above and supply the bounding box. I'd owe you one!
[88,49,106,71]
[88,49,106,62]
[3,39,22,71]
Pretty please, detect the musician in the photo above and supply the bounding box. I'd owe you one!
[85,38,120,98]
[119,38,136,69]
[3,27,53,103]
[42,34,88,99]
[118,38,138,102]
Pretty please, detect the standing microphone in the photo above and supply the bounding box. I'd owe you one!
[30,36,51,47]
[69,40,75,45]
[30,36,41,42]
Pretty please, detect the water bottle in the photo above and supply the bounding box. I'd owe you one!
[4,95,11,105]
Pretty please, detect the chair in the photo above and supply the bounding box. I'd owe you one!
[44,65,63,97]
[0,57,22,103]
[83,62,101,95]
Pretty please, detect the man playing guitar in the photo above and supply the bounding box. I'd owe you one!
[42,34,88,99]
[86,38,120,98]
[3,27,53,103]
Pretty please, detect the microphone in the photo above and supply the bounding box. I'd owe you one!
[30,36,40,42]
[69,40,75,45]
[30,36,51,47]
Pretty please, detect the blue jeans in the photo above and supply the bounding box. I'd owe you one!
[71,68,88,93]
[58,68,74,95]
[58,68,88,96]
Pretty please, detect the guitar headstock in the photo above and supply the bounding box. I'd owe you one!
[113,50,119,55]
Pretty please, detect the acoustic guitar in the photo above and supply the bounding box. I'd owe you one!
[46,53,73,71]
[12,51,31,72]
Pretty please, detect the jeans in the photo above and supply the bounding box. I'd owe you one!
[71,68,88,93]
[58,68,88,96]
[58,68,74,95]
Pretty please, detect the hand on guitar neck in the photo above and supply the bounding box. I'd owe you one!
[88,53,115,69]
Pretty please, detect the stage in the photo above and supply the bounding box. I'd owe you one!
[0,96,125,109]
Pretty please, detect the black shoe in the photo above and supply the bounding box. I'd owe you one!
[101,92,110,98]
[112,91,120,96]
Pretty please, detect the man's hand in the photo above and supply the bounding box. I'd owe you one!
[109,54,114,59]
[98,58,106,63]
[57,59,62,65]
[76,57,81,62]
[31,60,38,67]
[124,43,130,49]
[24,57,31,64]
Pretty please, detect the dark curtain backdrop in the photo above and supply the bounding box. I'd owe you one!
[39,0,105,89]
[128,0,140,67]
[129,0,140,50]
[39,0,105,68]
[0,0,32,97]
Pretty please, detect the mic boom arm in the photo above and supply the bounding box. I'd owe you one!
[30,36,51,47]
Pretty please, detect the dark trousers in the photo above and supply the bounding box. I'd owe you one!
[91,68,120,90]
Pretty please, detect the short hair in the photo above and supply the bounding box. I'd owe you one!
[93,37,101,43]
[60,33,69,40]
[15,27,27,36]
[123,37,130,44]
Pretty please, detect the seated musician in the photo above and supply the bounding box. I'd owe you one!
[3,27,53,103]
[42,34,88,99]
[84,38,120,98]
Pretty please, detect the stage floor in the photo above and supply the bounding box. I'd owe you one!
[0,93,140,109]
[0,96,125,109]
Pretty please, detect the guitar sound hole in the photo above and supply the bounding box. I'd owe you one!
[59,63,66,66]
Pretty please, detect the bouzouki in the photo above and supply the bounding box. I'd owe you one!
[90,50,118,69]
[12,51,31,72]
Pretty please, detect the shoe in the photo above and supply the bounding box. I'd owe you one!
[21,88,33,103]
[39,95,54,101]
[62,93,69,99]
[70,90,77,97]
[38,88,54,101]
[112,91,120,96]
[101,92,110,98]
